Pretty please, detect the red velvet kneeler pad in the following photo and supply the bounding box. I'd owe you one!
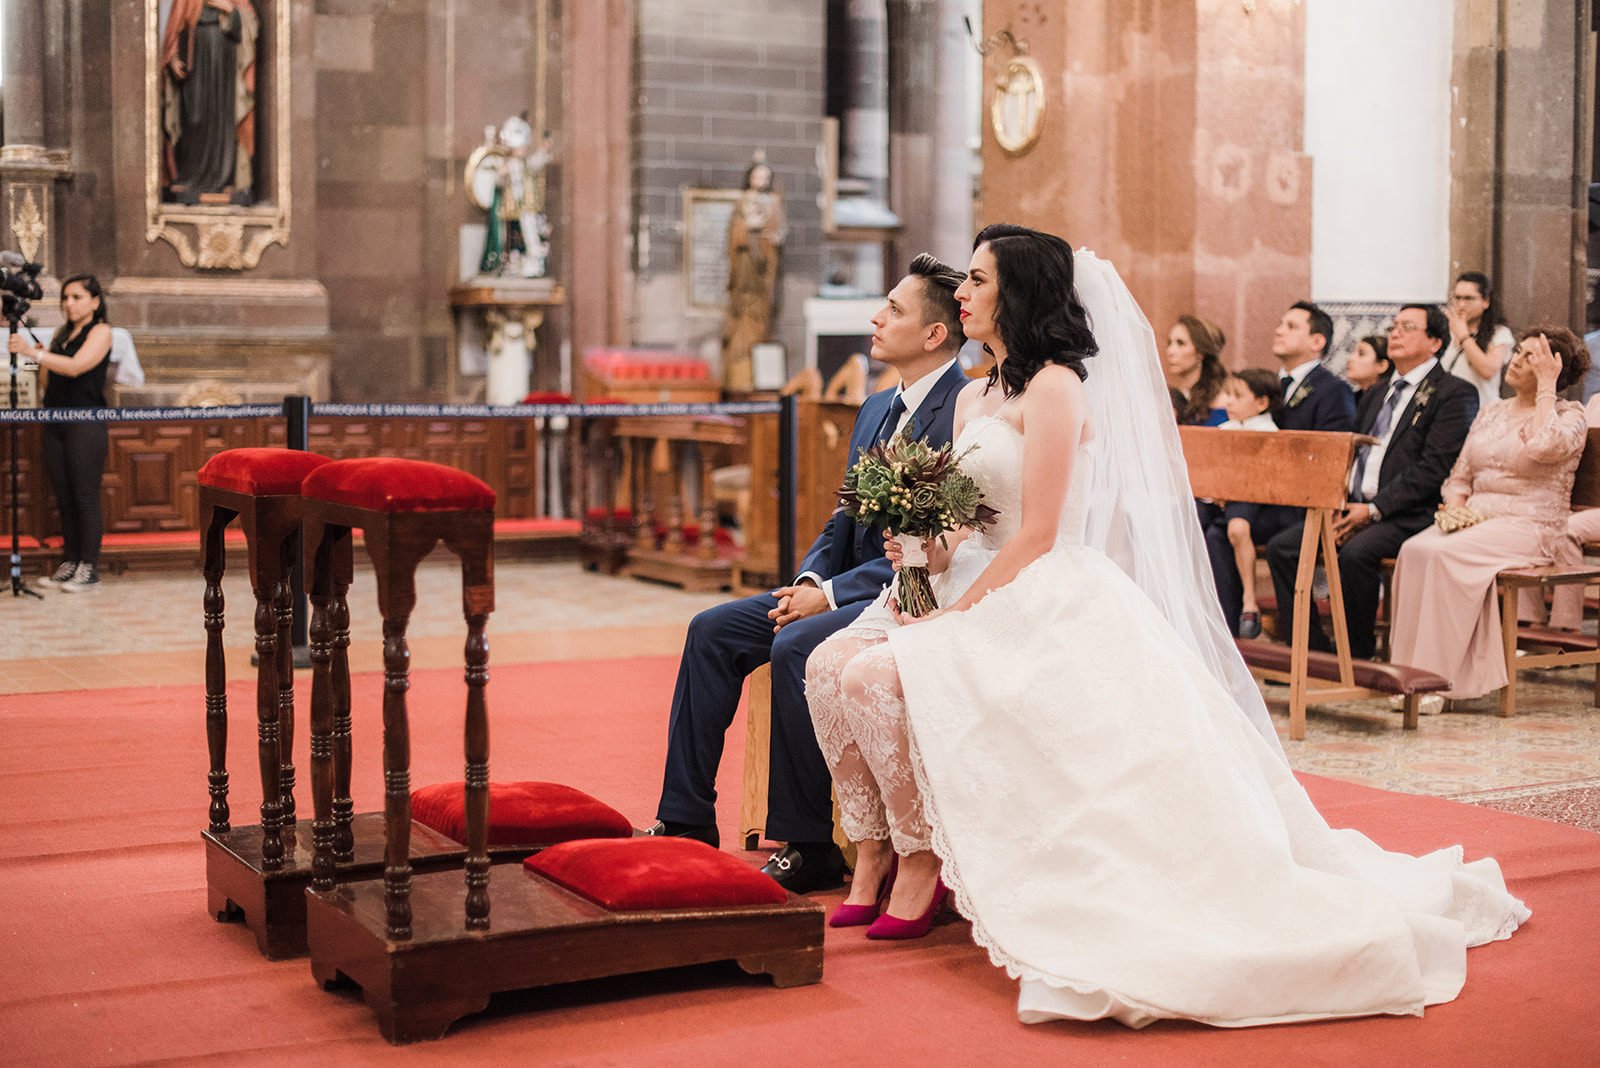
[411,781,633,846]
[525,837,790,911]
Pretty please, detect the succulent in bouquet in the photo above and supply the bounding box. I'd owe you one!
[835,431,998,617]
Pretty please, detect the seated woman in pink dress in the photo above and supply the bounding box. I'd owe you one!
[1389,327,1588,701]
[1523,391,1600,631]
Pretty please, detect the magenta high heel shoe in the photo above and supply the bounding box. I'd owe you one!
[865,876,947,940]
[828,855,898,928]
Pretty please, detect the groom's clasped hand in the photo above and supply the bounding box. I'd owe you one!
[767,580,829,632]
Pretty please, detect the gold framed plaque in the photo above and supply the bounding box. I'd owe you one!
[990,55,1046,157]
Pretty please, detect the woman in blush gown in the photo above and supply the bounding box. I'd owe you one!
[803,224,1528,1029]
[1390,328,1588,699]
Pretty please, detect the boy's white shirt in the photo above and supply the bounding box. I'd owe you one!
[1219,413,1278,431]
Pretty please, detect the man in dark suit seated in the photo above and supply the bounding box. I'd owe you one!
[647,253,971,893]
[1265,302,1480,660]
[1207,301,1357,636]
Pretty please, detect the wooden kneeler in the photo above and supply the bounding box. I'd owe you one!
[1181,428,1448,739]
[197,448,467,961]
[299,458,824,1044]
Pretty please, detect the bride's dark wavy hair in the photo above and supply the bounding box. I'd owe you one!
[973,223,1098,396]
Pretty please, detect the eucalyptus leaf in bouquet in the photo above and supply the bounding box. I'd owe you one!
[835,431,999,617]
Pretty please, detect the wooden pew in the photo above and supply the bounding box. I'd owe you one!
[1180,427,1448,739]
[1495,425,1600,716]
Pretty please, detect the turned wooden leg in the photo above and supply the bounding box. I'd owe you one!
[463,608,491,930]
[381,615,414,940]
[634,439,655,552]
[202,507,231,835]
[308,548,336,894]
[275,565,297,829]
[332,567,355,862]
[697,445,717,561]
[665,440,686,554]
[254,588,285,870]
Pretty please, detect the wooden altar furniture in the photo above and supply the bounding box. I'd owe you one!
[299,458,823,1043]
[448,277,565,404]
[583,347,720,405]
[1180,428,1449,739]
[197,448,466,960]
[737,399,858,589]
[1495,426,1600,718]
[613,412,748,591]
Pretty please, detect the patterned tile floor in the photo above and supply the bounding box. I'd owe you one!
[3,560,1599,803]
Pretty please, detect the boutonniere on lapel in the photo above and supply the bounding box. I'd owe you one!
[1409,379,1436,426]
[1287,382,1314,408]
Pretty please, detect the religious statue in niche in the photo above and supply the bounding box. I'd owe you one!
[721,152,786,392]
[160,0,259,206]
[469,115,554,279]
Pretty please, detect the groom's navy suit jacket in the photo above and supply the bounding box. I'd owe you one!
[657,360,970,843]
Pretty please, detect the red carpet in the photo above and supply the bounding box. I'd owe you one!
[2,659,1599,1066]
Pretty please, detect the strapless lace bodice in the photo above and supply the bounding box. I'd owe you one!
[954,414,1093,551]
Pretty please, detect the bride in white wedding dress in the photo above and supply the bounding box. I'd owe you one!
[804,224,1528,1028]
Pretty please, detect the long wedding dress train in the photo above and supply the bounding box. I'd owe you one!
[878,415,1527,1028]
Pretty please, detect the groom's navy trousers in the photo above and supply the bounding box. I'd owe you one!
[656,594,871,843]
[655,360,969,844]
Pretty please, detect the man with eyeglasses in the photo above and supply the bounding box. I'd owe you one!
[1265,303,1479,661]
[1206,301,1355,638]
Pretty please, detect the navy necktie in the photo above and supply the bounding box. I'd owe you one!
[876,393,907,445]
[1350,382,1405,501]
[1279,373,1292,394]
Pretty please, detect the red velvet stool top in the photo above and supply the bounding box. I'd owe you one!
[198,448,333,496]
[300,457,496,513]
[525,837,790,911]
[411,781,632,847]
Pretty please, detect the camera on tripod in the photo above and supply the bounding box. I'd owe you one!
[0,251,43,325]
[2,251,44,409]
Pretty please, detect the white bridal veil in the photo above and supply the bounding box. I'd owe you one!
[1071,249,1286,761]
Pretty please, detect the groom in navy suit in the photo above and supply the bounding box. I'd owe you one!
[648,253,971,892]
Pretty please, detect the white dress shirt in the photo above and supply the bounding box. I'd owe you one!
[1354,357,1438,503]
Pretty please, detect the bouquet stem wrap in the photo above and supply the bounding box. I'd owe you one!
[893,533,937,617]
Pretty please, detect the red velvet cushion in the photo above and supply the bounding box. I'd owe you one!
[524,837,789,911]
[198,448,332,495]
[411,781,632,846]
[519,390,573,404]
[301,457,496,513]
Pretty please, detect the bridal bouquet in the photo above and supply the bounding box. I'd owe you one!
[835,433,998,617]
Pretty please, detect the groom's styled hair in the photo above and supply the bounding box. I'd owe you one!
[907,252,967,353]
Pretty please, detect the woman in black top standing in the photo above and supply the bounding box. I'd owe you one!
[7,274,113,591]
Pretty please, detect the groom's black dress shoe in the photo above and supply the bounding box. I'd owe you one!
[760,842,847,893]
[644,820,720,848]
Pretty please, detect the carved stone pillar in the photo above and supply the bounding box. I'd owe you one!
[1,0,71,273]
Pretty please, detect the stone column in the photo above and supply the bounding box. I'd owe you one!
[1,0,71,274]
[3,0,46,148]
[840,0,888,290]
[1451,0,1593,334]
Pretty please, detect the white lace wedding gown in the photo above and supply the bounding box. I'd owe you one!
[865,414,1527,1028]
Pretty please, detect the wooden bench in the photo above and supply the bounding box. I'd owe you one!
[1494,426,1600,716]
[738,663,854,862]
[1180,427,1449,739]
